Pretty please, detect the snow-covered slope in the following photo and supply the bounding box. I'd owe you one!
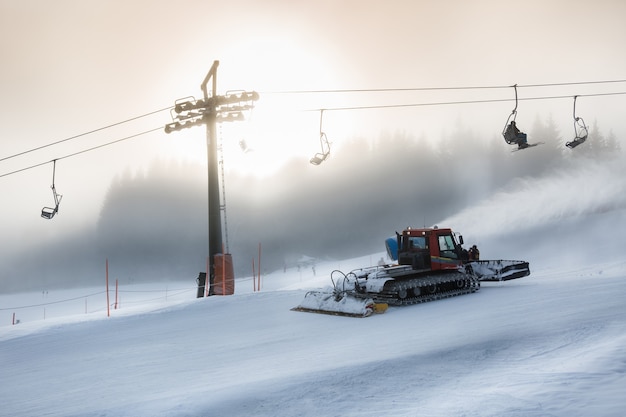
[1,253,625,417]
[2,158,626,416]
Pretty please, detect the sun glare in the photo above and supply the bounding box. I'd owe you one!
[159,101,316,179]
[161,34,355,178]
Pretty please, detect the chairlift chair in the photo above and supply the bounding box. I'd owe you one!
[566,96,588,149]
[501,85,523,145]
[502,112,519,145]
[310,132,331,165]
[310,110,331,165]
[41,160,62,219]
[501,84,532,150]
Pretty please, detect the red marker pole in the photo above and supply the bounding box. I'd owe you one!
[258,243,262,291]
[106,259,110,317]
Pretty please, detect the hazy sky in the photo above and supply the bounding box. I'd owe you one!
[1,0,625,257]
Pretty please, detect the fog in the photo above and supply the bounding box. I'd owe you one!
[1,116,621,292]
[2,0,625,292]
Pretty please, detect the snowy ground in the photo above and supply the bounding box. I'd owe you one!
[2,158,626,416]
[1,248,625,417]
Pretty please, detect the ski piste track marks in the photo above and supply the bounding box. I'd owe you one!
[365,271,480,306]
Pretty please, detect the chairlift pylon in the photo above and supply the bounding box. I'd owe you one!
[566,95,588,149]
[310,109,331,165]
[41,160,62,219]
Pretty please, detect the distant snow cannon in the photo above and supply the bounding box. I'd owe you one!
[293,226,530,317]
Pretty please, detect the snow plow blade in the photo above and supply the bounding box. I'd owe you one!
[467,260,530,281]
[292,291,386,318]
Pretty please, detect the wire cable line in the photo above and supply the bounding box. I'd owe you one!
[0,106,172,163]
[0,127,162,179]
[0,291,105,310]
[261,78,626,95]
[304,91,626,112]
[262,85,507,94]
[517,79,626,88]
[0,287,195,311]
[1,79,626,179]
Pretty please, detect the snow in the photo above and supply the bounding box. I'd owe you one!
[1,250,626,416]
[294,289,375,317]
[2,159,626,416]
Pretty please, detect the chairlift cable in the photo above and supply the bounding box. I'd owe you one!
[518,79,626,88]
[2,80,625,164]
[261,78,626,95]
[305,91,626,112]
[0,106,172,163]
[262,85,508,94]
[0,127,162,179]
[2,81,625,167]
[55,127,163,162]
[2,88,626,178]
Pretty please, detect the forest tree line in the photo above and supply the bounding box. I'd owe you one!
[2,116,620,291]
[93,115,625,280]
